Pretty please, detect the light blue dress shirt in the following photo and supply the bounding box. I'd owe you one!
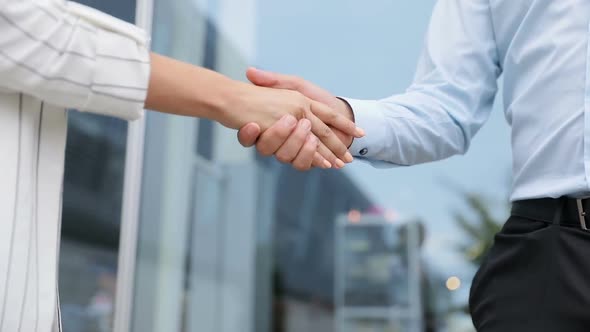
[346,0,590,201]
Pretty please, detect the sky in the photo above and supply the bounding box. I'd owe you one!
[254,0,513,302]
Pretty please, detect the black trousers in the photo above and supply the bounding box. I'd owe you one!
[469,214,590,331]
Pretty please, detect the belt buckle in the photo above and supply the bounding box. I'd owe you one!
[576,199,589,230]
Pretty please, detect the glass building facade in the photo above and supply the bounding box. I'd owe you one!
[58,1,450,332]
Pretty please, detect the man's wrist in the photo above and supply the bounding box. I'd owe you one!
[335,97,355,122]
[335,97,356,148]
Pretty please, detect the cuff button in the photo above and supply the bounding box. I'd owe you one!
[359,148,368,156]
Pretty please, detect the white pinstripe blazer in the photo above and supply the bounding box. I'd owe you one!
[0,1,150,331]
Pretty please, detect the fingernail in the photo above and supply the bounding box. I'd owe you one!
[282,115,297,127]
[355,127,366,137]
[335,159,346,168]
[301,119,311,130]
[344,152,354,163]
[323,160,332,168]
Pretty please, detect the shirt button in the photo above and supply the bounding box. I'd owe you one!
[359,148,368,156]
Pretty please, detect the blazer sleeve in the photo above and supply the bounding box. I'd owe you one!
[0,0,152,120]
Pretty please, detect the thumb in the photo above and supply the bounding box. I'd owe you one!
[237,122,262,147]
[246,67,279,87]
[246,67,300,90]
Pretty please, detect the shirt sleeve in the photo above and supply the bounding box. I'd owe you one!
[0,0,151,120]
[345,0,501,166]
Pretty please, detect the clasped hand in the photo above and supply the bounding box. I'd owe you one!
[232,68,361,171]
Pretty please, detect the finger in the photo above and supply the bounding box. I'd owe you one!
[247,67,301,90]
[237,123,262,147]
[307,113,354,163]
[247,68,335,109]
[292,135,319,171]
[256,115,297,156]
[317,142,345,169]
[312,152,331,169]
[310,101,364,138]
[275,119,312,164]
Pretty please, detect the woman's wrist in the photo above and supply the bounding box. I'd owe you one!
[207,80,252,128]
[146,53,242,122]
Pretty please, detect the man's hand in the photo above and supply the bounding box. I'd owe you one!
[238,68,357,171]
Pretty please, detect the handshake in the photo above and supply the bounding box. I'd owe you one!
[228,68,364,171]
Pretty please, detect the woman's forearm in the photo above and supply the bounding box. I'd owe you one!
[144,53,242,122]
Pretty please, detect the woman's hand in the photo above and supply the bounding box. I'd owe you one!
[218,83,364,167]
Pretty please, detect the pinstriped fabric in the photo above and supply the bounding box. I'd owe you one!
[0,94,23,329]
[16,100,42,332]
[0,0,150,119]
[0,0,151,331]
[0,48,147,103]
[0,96,45,332]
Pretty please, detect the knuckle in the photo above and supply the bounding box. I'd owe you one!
[256,144,273,156]
[288,89,303,99]
[293,162,310,172]
[295,131,309,143]
[287,92,307,115]
[294,91,308,104]
[293,163,305,171]
[274,126,292,140]
[276,152,292,164]
[317,147,334,161]
[334,143,346,155]
[291,76,304,89]
[346,122,356,131]
[319,126,332,138]
[298,100,309,112]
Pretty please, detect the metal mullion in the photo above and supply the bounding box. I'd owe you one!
[113,0,154,331]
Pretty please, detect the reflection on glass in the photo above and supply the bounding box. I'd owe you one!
[60,112,127,332]
[59,240,119,332]
[342,224,409,307]
[183,169,224,332]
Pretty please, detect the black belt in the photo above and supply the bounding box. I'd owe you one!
[512,198,590,229]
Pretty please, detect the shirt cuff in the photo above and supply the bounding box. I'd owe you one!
[341,98,388,158]
[67,2,151,121]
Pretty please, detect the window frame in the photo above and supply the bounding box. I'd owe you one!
[112,0,154,331]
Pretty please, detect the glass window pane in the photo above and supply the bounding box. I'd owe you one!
[341,224,409,308]
[184,170,224,331]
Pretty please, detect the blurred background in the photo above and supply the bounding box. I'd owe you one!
[57,0,512,331]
